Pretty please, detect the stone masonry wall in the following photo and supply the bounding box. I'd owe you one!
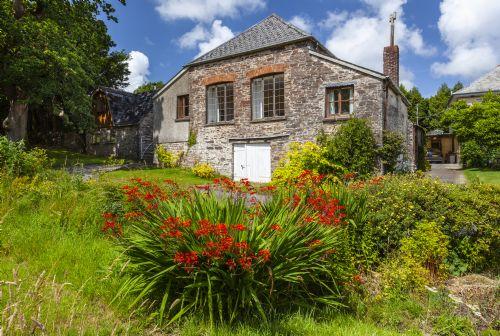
[183,42,388,177]
[86,126,139,160]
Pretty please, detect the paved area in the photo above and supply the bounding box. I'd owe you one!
[426,164,467,184]
[67,163,146,180]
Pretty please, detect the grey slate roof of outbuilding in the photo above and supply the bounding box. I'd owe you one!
[452,65,500,96]
[97,87,155,126]
[186,14,332,66]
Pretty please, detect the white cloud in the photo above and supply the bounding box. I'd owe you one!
[400,65,415,88]
[324,0,435,73]
[431,0,500,78]
[155,0,265,22]
[319,11,348,29]
[179,20,235,57]
[124,51,150,93]
[179,24,208,49]
[289,15,313,33]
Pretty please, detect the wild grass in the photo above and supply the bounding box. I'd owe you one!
[45,148,110,167]
[99,167,212,187]
[464,168,500,185]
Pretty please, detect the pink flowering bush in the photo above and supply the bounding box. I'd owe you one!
[105,172,365,325]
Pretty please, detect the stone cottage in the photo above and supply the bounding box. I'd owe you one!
[153,14,414,182]
[87,87,155,163]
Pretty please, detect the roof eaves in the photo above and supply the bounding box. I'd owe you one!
[153,68,188,99]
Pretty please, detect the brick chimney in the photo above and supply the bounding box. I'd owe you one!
[383,12,399,86]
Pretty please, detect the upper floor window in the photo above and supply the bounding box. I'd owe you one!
[252,73,284,119]
[176,95,189,120]
[326,86,354,117]
[207,83,234,123]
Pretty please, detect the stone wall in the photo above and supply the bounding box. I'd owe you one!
[183,42,389,177]
[86,126,139,160]
[138,111,154,164]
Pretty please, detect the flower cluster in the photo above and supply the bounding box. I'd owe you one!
[101,212,122,236]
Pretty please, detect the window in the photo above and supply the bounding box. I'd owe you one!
[252,73,284,119]
[207,83,234,123]
[176,95,189,120]
[326,86,354,117]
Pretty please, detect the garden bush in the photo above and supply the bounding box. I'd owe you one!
[318,118,377,177]
[350,174,499,274]
[272,142,344,185]
[156,145,182,168]
[192,162,216,179]
[106,172,366,325]
[0,136,50,176]
[378,130,406,173]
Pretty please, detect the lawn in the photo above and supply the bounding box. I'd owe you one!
[46,148,110,167]
[464,168,500,185]
[99,167,213,186]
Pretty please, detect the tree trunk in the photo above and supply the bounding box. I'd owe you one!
[3,100,28,141]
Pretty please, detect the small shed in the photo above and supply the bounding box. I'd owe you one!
[426,129,460,164]
[87,87,155,163]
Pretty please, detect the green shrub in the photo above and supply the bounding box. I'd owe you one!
[380,221,449,295]
[461,141,487,168]
[192,162,216,178]
[378,131,406,173]
[272,142,344,185]
[188,130,197,148]
[0,136,50,176]
[351,174,499,273]
[104,154,125,166]
[155,145,182,168]
[110,174,363,325]
[318,119,377,177]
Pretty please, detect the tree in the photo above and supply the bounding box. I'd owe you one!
[0,0,129,141]
[134,81,164,94]
[442,92,500,167]
[400,84,431,129]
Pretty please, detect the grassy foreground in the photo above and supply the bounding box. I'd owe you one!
[0,169,488,335]
[464,168,500,185]
[99,167,212,186]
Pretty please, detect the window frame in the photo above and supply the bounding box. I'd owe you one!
[325,86,354,118]
[251,73,285,120]
[176,94,190,120]
[206,82,235,124]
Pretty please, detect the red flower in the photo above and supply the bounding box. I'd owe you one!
[270,224,282,231]
[143,192,155,200]
[234,241,249,251]
[238,256,253,270]
[257,249,271,262]
[173,251,198,266]
[353,274,364,284]
[231,223,247,231]
[196,185,210,191]
[214,223,228,236]
[124,211,143,219]
[168,229,183,238]
[101,220,116,232]
[226,258,237,270]
[308,239,323,248]
[102,212,116,219]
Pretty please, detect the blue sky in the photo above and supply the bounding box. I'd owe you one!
[104,0,500,97]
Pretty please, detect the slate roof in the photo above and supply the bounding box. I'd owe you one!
[453,65,500,96]
[97,87,155,126]
[187,14,332,66]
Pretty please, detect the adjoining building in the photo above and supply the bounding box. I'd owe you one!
[153,14,414,182]
[87,87,155,163]
[450,65,500,104]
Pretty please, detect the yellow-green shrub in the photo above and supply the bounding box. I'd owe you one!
[192,162,216,178]
[272,142,344,185]
[156,145,182,168]
[380,221,449,296]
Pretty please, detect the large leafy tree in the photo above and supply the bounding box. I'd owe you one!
[442,92,500,167]
[0,0,129,141]
[134,81,164,94]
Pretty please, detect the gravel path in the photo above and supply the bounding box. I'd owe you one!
[426,164,467,184]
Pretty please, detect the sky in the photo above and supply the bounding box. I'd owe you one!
[103,0,500,97]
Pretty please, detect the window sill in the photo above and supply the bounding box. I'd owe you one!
[205,121,235,127]
[250,116,286,124]
[175,118,190,122]
[323,115,352,123]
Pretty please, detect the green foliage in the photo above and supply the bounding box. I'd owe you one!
[156,145,182,168]
[0,136,50,176]
[380,221,449,295]
[272,142,344,185]
[378,131,406,173]
[188,130,197,148]
[0,0,129,132]
[351,174,499,273]
[192,162,216,178]
[104,154,126,166]
[112,176,361,325]
[442,92,500,167]
[134,81,164,94]
[319,119,377,177]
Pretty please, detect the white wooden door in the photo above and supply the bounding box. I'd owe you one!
[233,143,271,183]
